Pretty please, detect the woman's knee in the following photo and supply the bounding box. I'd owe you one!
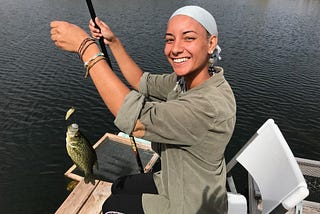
[111,176,127,194]
[111,173,158,195]
[102,195,115,213]
[102,194,144,214]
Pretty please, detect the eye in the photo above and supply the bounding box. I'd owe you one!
[185,36,196,41]
[165,37,174,44]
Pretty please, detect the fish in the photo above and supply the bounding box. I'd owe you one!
[66,123,98,184]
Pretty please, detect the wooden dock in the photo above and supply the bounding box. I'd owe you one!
[287,201,320,214]
[56,132,158,214]
[56,179,319,214]
[56,133,320,214]
[56,179,112,214]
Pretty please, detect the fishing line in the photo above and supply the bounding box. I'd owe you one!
[84,0,144,174]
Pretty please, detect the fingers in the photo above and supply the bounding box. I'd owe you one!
[50,20,69,36]
[50,20,68,29]
[95,17,102,27]
[89,18,94,26]
[96,17,110,30]
[88,17,114,45]
[50,20,59,28]
[50,21,67,42]
[50,21,60,41]
[50,27,62,49]
[50,20,90,52]
[89,18,101,39]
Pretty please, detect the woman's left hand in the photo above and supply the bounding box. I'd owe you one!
[50,21,89,53]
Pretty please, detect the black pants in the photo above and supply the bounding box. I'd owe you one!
[102,173,158,214]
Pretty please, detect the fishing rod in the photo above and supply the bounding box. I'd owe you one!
[85,0,144,173]
[129,136,144,173]
[85,0,112,69]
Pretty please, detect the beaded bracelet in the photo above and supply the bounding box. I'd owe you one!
[84,52,104,68]
[84,56,106,78]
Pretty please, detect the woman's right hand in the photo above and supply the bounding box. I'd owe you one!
[89,17,116,45]
[51,21,89,53]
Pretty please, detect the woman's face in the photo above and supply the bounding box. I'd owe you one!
[164,15,216,78]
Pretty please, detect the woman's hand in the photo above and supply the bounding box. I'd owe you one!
[50,21,89,53]
[89,17,116,45]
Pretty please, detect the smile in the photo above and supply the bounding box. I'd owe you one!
[173,57,189,63]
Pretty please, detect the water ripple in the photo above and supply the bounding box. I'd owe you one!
[0,0,320,212]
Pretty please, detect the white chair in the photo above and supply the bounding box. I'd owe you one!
[227,192,247,214]
[226,119,309,214]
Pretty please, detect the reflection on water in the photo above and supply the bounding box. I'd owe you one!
[0,0,319,212]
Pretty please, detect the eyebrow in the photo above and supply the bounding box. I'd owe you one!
[165,30,198,37]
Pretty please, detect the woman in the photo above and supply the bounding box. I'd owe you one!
[51,5,236,214]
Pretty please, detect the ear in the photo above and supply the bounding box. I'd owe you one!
[208,35,218,54]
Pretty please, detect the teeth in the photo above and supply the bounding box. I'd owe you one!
[173,58,188,63]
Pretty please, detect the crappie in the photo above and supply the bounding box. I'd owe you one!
[66,123,98,184]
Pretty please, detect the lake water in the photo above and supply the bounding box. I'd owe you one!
[0,0,319,213]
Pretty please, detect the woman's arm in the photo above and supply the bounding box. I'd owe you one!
[89,18,143,90]
[50,21,130,116]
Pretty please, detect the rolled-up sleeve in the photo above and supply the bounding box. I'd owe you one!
[114,70,235,147]
[139,72,177,102]
[114,72,176,135]
[114,90,145,134]
[115,90,213,146]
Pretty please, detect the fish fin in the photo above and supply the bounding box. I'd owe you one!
[84,173,95,185]
[94,161,99,170]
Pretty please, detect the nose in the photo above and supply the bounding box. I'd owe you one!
[171,39,183,56]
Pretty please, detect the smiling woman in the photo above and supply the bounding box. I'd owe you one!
[50,5,236,214]
[164,15,217,88]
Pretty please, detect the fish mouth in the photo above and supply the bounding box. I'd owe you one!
[67,130,77,136]
[67,123,79,136]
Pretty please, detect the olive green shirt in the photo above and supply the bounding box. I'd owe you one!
[114,67,236,214]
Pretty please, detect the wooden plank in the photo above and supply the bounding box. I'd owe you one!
[286,201,320,214]
[64,164,82,182]
[303,201,320,213]
[144,153,159,173]
[55,179,97,214]
[56,180,112,214]
[105,133,153,151]
[78,181,112,214]
[296,157,320,177]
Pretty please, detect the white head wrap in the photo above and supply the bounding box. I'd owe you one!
[170,5,218,37]
[169,6,222,66]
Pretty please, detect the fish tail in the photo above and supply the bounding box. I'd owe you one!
[84,173,95,185]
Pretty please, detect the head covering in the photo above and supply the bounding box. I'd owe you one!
[169,5,222,68]
[170,5,218,37]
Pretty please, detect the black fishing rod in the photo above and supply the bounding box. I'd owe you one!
[85,0,144,173]
[85,0,112,69]
[129,136,144,173]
